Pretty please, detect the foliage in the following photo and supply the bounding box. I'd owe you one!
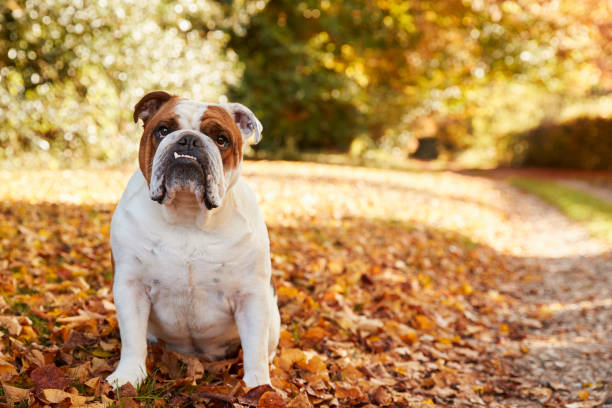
[0,0,610,168]
[0,0,245,167]
[510,177,612,240]
[229,0,611,162]
[505,116,612,170]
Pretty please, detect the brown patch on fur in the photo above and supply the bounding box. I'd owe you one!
[137,97,180,184]
[133,91,172,124]
[200,106,243,170]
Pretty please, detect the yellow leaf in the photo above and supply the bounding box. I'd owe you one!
[277,348,306,372]
[414,314,434,331]
[459,283,473,295]
[277,286,300,300]
[18,325,37,342]
[578,390,589,400]
[296,354,326,373]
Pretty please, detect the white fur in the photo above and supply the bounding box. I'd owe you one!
[107,101,279,389]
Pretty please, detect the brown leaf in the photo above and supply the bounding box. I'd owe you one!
[300,327,327,348]
[372,386,392,405]
[24,349,46,367]
[334,383,366,403]
[0,315,23,336]
[153,399,169,407]
[2,383,31,403]
[168,393,190,407]
[257,390,287,408]
[69,361,92,382]
[42,388,88,405]
[246,384,276,402]
[118,382,138,398]
[91,357,113,375]
[287,392,313,408]
[0,360,18,381]
[120,397,142,408]
[526,386,553,404]
[31,364,70,392]
[63,329,96,349]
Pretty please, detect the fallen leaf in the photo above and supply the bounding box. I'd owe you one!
[118,382,138,398]
[258,390,287,408]
[31,364,70,392]
[42,388,88,405]
[287,392,313,408]
[0,360,18,381]
[2,383,31,403]
[0,316,23,336]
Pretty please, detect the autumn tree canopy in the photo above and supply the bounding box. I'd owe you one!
[1,0,610,168]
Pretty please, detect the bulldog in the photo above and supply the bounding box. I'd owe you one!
[106,91,280,389]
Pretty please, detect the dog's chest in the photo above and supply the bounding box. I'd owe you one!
[139,228,256,356]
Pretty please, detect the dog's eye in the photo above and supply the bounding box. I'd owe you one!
[215,134,229,147]
[155,126,171,138]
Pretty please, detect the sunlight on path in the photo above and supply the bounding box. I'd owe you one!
[1,162,608,259]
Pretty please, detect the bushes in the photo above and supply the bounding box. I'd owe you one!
[508,117,612,170]
[0,0,240,167]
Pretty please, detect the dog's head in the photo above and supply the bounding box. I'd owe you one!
[134,91,262,210]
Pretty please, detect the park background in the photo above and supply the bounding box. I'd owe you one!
[0,1,611,407]
[1,0,611,170]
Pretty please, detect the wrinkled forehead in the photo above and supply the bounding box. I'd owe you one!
[174,99,210,129]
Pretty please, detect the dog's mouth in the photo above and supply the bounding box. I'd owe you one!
[150,145,226,210]
[173,152,197,161]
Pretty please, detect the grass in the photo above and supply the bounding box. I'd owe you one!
[510,177,612,241]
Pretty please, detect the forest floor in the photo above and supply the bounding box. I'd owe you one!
[0,161,610,407]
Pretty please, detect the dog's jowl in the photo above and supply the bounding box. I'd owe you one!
[106,91,280,388]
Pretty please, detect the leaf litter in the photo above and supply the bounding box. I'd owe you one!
[0,162,609,407]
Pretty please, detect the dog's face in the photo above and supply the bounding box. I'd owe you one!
[134,91,262,209]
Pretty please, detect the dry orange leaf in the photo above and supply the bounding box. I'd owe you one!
[334,383,365,402]
[257,390,287,408]
[278,348,306,372]
[414,314,434,331]
[301,326,326,343]
[286,392,313,408]
[0,360,17,381]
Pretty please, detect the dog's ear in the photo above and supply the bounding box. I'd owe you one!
[222,103,263,145]
[134,91,173,124]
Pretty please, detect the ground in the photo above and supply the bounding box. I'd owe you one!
[0,162,610,407]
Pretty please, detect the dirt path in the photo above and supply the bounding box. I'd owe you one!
[246,162,612,406]
[446,168,612,406]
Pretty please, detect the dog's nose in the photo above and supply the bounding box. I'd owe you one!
[177,134,201,148]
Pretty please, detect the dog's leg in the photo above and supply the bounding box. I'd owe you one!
[106,263,151,389]
[235,292,272,387]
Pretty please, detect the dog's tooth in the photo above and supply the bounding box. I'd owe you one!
[174,152,179,159]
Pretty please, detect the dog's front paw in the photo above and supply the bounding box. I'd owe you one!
[106,363,148,390]
[243,371,271,388]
